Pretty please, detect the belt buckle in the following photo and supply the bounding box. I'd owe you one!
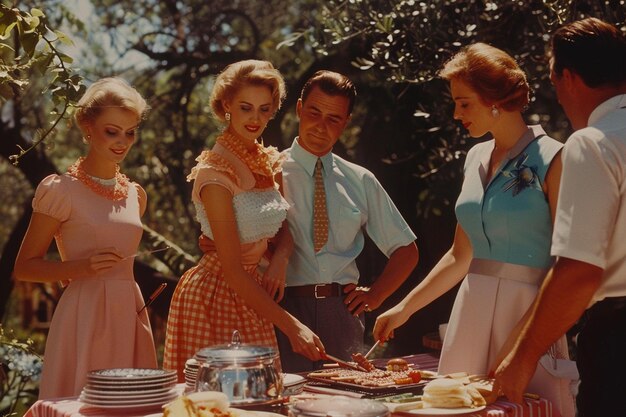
[314,284,326,299]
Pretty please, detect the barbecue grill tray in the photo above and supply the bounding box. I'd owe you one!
[305,376,425,397]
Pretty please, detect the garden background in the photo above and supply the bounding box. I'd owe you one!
[1,0,624,415]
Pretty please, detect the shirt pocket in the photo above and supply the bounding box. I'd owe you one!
[332,205,362,251]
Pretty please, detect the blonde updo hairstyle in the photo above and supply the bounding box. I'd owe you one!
[210,59,287,122]
[439,43,530,112]
[74,77,148,132]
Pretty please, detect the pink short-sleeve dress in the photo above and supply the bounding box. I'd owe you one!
[33,174,157,399]
[163,134,289,381]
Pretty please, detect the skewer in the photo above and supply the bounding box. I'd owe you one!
[122,246,170,260]
[324,353,368,372]
[138,283,167,313]
[364,340,381,359]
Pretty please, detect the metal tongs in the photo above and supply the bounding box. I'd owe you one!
[323,352,368,372]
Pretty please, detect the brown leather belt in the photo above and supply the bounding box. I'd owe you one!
[284,283,346,299]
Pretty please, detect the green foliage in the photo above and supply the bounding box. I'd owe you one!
[309,0,624,84]
[0,4,84,166]
[2,0,624,378]
[0,325,42,417]
[84,0,330,267]
[79,0,626,272]
[291,0,625,218]
[141,224,197,277]
[4,0,625,286]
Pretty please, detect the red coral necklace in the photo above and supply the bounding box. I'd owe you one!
[67,157,130,201]
[217,131,283,188]
[217,131,275,178]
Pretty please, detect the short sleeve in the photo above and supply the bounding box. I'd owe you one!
[191,168,237,202]
[551,131,619,268]
[362,172,417,257]
[32,174,71,222]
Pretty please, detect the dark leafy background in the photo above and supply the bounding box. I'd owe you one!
[1,1,624,409]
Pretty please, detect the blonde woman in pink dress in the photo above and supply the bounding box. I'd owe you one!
[163,60,325,380]
[14,78,157,399]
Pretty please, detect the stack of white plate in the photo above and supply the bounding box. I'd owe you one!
[283,373,306,396]
[193,347,211,362]
[80,368,179,411]
[184,358,200,391]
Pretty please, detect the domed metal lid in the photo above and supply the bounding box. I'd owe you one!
[194,330,277,364]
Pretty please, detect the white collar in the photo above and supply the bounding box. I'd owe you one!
[291,137,333,177]
[588,94,626,126]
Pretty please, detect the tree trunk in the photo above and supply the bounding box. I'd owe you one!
[0,202,32,319]
[0,122,58,319]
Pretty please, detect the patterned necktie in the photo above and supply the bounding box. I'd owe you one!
[313,158,328,252]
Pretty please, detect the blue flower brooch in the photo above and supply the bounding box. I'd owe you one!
[501,153,542,196]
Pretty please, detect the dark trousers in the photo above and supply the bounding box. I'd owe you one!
[276,295,364,373]
[576,296,626,417]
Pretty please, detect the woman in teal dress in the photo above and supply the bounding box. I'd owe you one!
[373,43,575,417]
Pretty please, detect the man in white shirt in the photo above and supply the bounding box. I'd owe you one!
[277,70,419,372]
[493,18,626,417]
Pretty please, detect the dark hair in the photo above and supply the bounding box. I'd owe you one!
[210,59,286,122]
[300,70,357,115]
[438,42,529,112]
[551,17,626,88]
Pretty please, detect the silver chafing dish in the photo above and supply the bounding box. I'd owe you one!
[194,330,282,406]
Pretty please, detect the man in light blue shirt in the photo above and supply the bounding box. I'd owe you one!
[277,70,419,372]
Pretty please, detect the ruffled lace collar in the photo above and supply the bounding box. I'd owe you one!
[187,131,284,189]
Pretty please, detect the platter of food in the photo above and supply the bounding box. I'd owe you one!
[307,358,432,394]
[402,378,487,415]
[372,377,489,414]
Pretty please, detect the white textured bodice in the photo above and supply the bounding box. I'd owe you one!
[195,188,289,243]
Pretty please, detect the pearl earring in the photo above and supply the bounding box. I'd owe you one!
[491,106,500,118]
[225,112,231,121]
[82,134,91,144]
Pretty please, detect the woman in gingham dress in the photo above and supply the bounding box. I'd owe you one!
[164,60,325,381]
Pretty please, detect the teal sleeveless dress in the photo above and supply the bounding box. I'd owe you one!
[440,125,574,417]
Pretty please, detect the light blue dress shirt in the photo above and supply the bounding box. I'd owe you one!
[281,138,417,286]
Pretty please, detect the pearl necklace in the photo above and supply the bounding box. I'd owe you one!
[67,157,130,201]
[86,174,117,186]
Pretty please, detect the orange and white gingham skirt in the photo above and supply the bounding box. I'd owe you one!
[163,253,279,381]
